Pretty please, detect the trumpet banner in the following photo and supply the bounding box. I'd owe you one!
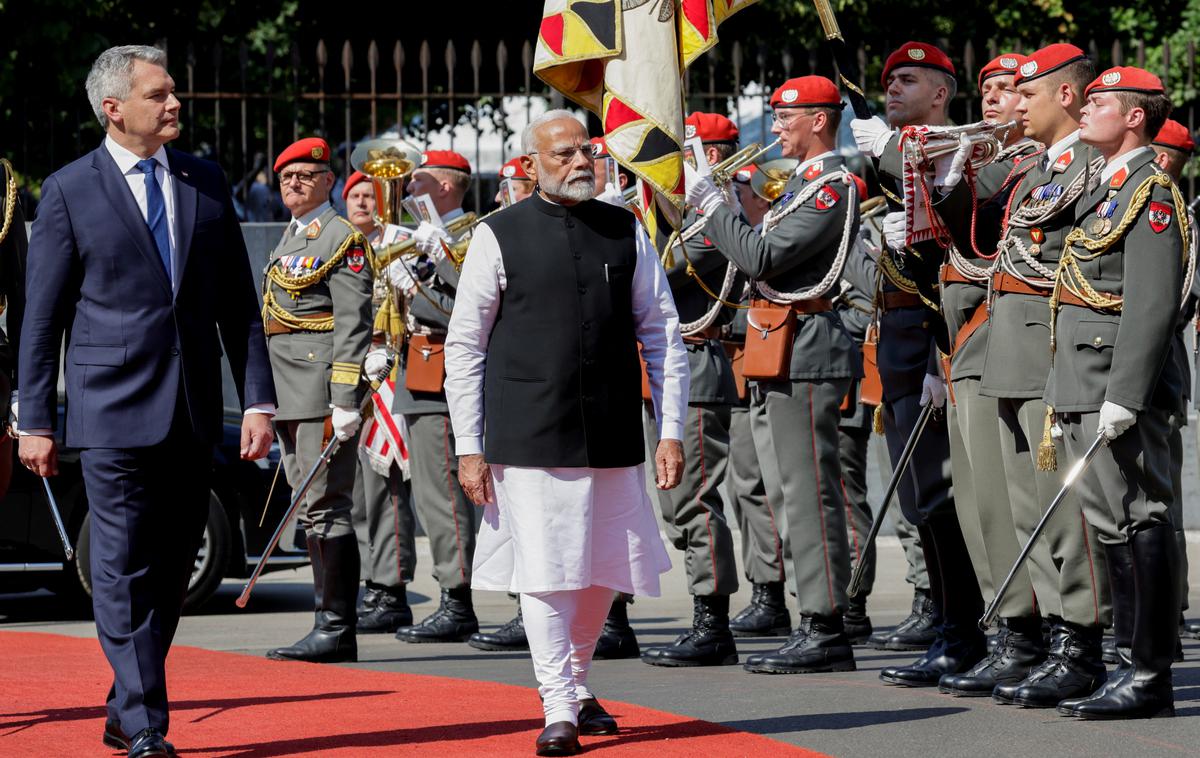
[534,0,756,253]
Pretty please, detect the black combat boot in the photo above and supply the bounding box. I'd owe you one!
[938,616,1045,696]
[1182,617,1200,640]
[594,595,640,659]
[641,595,738,667]
[268,534,359,663]
[395,586,479,643]
[469,603,529,651]
[1058,543,1133,716]
[843,593,873,645]
[356,584,413,633]
[990,621,1106,707]
[730,582,791,637]
[869,590,937,651]
[743,613,856,674]
[357,584,381,617]
[1069,525,1179,720]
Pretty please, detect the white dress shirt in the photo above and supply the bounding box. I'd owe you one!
[104,136,177,284]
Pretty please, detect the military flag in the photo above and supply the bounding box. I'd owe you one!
[534,0,756,256]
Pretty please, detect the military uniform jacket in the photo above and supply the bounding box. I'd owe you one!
[980,136,1099,399]
[668,207,740,405]
[1043,149,1185,414]
[392,215,467,416]
[263,205,374,420]
[703,153,860,382]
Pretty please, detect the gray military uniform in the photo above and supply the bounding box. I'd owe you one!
[390,209,476,590]
[704,153,860,618]
[264,205,374,539]
[646,208,741,596]
[979,136,1110,626]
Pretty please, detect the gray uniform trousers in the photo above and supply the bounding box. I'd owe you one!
[995,397,1109,626]
[755,378,853,616]
[647,404,740,595]
[727,402,785,584]
[405,412,476,589]
[276,419,358,540]
[352,448,417,587]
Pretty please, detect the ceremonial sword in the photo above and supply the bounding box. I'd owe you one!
[810,0,872,119]
[236,352,396,609]
[846,400,936,598]
[40,476,74,562]
[979,432,1108,629]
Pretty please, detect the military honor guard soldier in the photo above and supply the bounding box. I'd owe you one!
[262,137,376,664]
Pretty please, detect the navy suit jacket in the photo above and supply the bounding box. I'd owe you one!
[19,143,275,447]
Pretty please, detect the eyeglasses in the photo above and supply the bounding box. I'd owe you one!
[278,169,330,185]
[529,145,595,164]
[771,109,812,126]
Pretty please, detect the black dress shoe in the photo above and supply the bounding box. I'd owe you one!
[938,617,1044,697]
[594,597,639,659]
[356,586,413,634]
[991,623,1105,707]
[469,611,529,651]
[869,590,936,651]
[535,721,580,756]
[104,720,177,755]
[743,614,855,674]
[880,636,985,688]
[396,587,479,643]
[843,594,873,646]
[729,582,791,637]
[128,728,171,758]
[1182,619,1200,641]
[642,595,738,667]
[577,698,618,735]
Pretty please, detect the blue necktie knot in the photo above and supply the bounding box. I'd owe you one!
[137,158,157,175]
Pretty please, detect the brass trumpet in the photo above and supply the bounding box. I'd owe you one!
[750,158,799,202]
[350,137,422,227]
[375,211,479,267]
[710,138,782,187]
[905,120,1018,172]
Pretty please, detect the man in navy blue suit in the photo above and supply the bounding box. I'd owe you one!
[18,45,275,758]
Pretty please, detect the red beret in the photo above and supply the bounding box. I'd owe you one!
[1014,44,1087,86]
[590,136,610,158]
[978,53,1025,90]
[685,112,739,143]
[498,157,531,180]
[1084,66,1166,98]
[274,137,331,172]
[341,170,369,201]
[419,150,471,174]
[732,164,757,185]
[882,42,956,88]
[1153,119,1196,155]
[770,76,842,109]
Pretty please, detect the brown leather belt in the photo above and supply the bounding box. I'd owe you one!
[265,312,334,336]
[749,297,833,315]
[954,303,989,354]
[990,272,1112,310]
[682,325,722,345]
[940,263,983,287]
[881,291,923,311]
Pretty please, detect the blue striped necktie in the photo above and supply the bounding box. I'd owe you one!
[136,158,172,280]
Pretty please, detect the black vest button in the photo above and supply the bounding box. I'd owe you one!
[578,286,587,294]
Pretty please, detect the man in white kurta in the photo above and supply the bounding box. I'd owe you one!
[444,111,688,756]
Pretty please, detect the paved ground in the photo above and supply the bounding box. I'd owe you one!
[4,532,1200,757]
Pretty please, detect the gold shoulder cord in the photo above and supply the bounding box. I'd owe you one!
[262,227,370,332]
[0,159,16,247]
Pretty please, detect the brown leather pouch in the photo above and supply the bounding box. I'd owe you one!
[742,305,796,381]
[723,342,747,400]
[859,326,884,407]
[405,334,446,394]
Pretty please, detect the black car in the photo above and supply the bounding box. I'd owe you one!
[0,406,308,611]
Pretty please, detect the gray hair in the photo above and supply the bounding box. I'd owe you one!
[86,45,168,128]
[521,108,583,153]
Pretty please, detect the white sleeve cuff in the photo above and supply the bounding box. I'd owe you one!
[244,403,277,417]
[19,428,53,437]
[456,435,484,457]
[659,422,684,443]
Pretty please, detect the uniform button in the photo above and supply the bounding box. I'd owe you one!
[170,347,180,356]
[1093,336,1103,346]
[566,219,575,229]
[307,351,316,360]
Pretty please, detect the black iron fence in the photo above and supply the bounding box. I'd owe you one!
[8,34,1197,215]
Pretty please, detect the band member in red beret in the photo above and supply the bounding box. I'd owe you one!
[495,157,534,207]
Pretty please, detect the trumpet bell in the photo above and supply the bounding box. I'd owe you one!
[351,138,422,227]
[751,158,799,202]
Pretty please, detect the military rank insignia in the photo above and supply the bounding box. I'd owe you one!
[305,220,322,239]
[814,185,840,210]
[803,161,823,180]
[1148,201,1172,234]
[347,245,367,273]
[1091,199,1118,236]
[1052,149,1073,173]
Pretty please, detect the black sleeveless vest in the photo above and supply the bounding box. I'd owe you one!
[482,193,645,468]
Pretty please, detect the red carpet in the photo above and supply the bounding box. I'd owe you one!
[0,631,827,757]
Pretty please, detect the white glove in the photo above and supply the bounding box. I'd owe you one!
[851,116,894,158]
[363,348,390,381]
[413,222,451,260]
[883,211,907,250]
[1098,401,1137,440]
[933,134,973,190]
[919,374,947,408]
[331,405,362,442]
[7,390,17,435]
[386,259,416,291]
[595,182,625,207]
[684,161,724,215]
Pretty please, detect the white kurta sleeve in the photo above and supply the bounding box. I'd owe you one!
[444,222,505,457]
[631,223,689,441]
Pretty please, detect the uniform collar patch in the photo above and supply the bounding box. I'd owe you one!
[305,219,322,239]
[803,161,823,180]
[1107,166,1128,189]
[1052,148,1074,173]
